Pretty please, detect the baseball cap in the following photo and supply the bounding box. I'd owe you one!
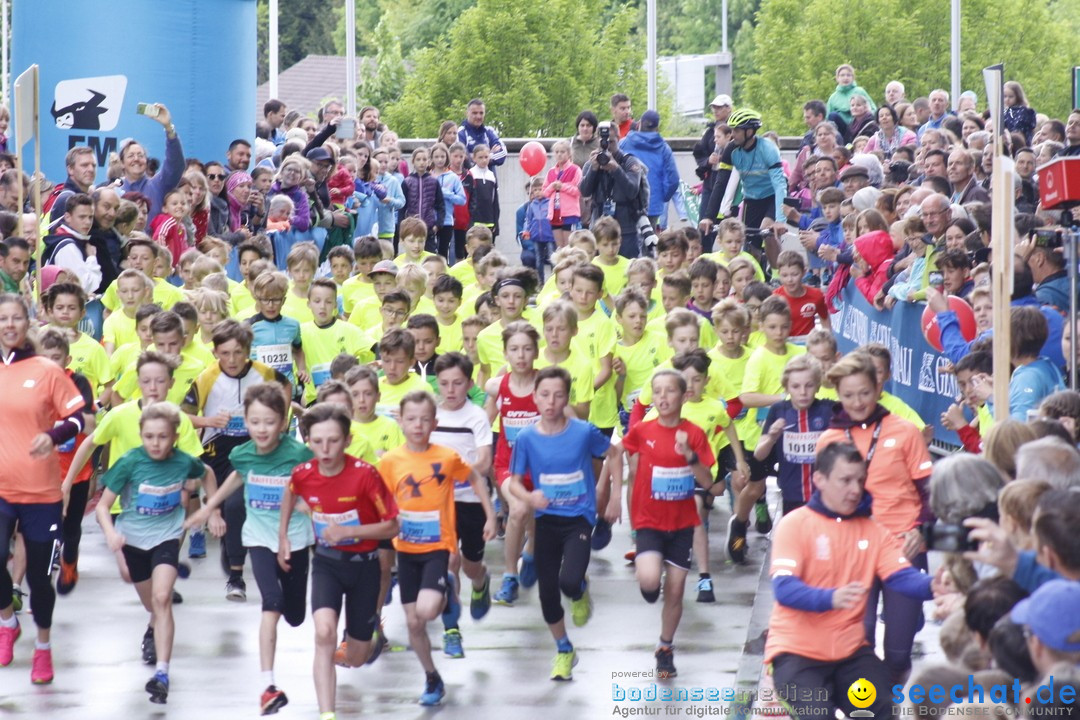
[305,147,332,163]
[368,259,399,277]
[710,94,733,108]
[839,164,870,181]
[640,110,661,132]
[1010,579,1080,652]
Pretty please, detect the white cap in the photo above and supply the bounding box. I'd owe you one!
[710,94,733,108]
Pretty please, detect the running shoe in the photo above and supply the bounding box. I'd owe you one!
[31,647,53,685]
[177,561,191,579]
[443,629,464,658]
[188,530,206,559]
[383,572,397,606]
[493,575,519,606]
[146,670,169,703]
[571,579,592,627]
[470,573,491,620]
[365,627,387,665]
[591,518,613,550]
[519,553,537,589]
[260,685,288,715]
[655,646,677,679]
[755,501,773,535]
[442,574,461,628]
[696,577,716,603]
[727,516,748,564]
[11,587,24,613]
[172,589,184,605]
[141,626,156,665]
[226,576,247,602]
[0,620,20,666]
[550,649,578,681]
[56,557,79,595]
[419,675,446,706]
[333,640,351,667]
[624,549,637,563]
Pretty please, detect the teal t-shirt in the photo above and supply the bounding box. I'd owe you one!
[104,447,205,550]
[228,434,315,552]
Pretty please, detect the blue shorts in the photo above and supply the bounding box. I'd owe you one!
[0,497,62,544]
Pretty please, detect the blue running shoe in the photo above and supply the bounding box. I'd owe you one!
[519,553,537,589]
[146,671,169,704]
[591,519,612,550]
[442,574,461,628]
[419,675,446,706]
[493,575,519,605]
[188,530,206,559]
[470,573,491,620]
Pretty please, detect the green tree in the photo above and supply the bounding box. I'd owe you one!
[257,0,343,85]
[384,0,648,138]
[356,19,407,108]
[331,0,384,59]
[739,0,1080,135]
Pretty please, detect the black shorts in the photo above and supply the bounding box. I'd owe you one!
[455,502,486,563]
[397,549,450,604]
[377,539,394,551]
[634,527,694,571]
[311,549,381,641]
[0,498,62,544]
[122,539,181,584]
[746,446,774,484]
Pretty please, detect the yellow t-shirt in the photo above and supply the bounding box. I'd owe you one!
[109,342,145,389]
[476,313,544,376]
[185,340,216,368]
[535,348,595,407]
[346,420,378,464]
[436,313,464,354]
[353,415,406,457]
[593,256,630,297]
[230,281,255,317]
[102,311,138,351]
[613,332,669,408]
[376,372,433,420]
[113,348,207,405]
[300,319,376,404]
[67,330,112,390]
[102,277,183,312]
[448,258,477,288]
[341,276,376,316]
[645,396,731,453]
[413,295,437,318]
[394,251,437,266]
[740,342,806,446]
[705,250,766,283]
[573,307,619,429]
[880,391,927,431]
[282,289,314,325]
[708,347,756,444]
[348,296,383,330]
[644,311,716,351]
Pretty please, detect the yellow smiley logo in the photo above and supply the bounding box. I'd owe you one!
[848,678,876,709]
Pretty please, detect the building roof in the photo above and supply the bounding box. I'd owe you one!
[255,54,372,119]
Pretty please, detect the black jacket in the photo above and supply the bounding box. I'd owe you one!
[580,151,647,244]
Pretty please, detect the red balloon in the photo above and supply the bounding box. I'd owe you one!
[519,141,547,177]
[921,296,977,353]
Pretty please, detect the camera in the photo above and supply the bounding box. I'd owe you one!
[920,521,975,553]
[638,214,658,253]
[597,124,611,166]
[1032,228,1064,250]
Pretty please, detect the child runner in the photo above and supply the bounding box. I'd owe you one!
[617,369,719,677]
[280,403,400,720]
[375,328,432,420]
[506,366,622,681]
[484,321,542,605]
[753,355,834,515]
[184,384,315,715]
[773,250,831,340]
[378,391,496,705]
[95,403,212,704]
[300,278,375,406]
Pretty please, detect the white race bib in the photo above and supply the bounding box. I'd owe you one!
[539,471,587,508]
[782,430,820,465]
[399,509,441,545]
[312,509,361,547]
[650,465,694,501]
[255,343,292,370]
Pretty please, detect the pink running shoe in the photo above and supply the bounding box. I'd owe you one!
[31,647,53,684]
[0,622,20,666]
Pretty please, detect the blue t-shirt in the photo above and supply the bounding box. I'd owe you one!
[1008,357,1064,421]
[509,418,611,525]
[761,399,835,505]
[247,313,302,382]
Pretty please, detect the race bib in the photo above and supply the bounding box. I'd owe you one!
[223,410,247,437]
[782,431,820,465]
[539,471,587,508]
[247,473,288,511]
[312,509,361,547]
[255,343,292,370]
[311,362,332,388]
[627,389,642,408]
[135,482,183,516]
[502,414,538,448]
[650,465,695,501]
[399,509,441,545]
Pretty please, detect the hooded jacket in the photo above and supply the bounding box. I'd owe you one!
[43,223,102,296]
[853,230,895,304]
[826,84,877,127]
[617,130,678,217]
[402,172,445,231]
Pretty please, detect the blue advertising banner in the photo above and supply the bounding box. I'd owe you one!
[832,285,961,449]
[12,0,256,181]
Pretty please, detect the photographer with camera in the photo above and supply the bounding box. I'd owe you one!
[816,352,933,686]
[1017,226,1071,314]
[765,442,935,720]
[927,454,1004,554]
[580,121,648,258]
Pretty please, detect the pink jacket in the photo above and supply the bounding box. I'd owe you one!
[542,162,582,220]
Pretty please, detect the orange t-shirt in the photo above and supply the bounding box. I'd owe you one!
[816,413,931,533]
[764,506,912,663]
[378,444,472,555]
[0,355,87,503]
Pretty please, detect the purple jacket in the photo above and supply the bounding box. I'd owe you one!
[402,172,445,231]
[267,181,312,233]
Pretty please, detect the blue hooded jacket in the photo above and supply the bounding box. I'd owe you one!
[617,131,678,217]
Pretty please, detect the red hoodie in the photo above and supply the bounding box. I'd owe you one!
[853,230,895,304]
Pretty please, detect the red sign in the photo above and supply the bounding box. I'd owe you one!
[1039,157,1080,208]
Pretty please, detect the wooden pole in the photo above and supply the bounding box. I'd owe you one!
[990,154,1014,422]
[31,65,40,307]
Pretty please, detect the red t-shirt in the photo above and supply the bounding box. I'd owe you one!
[493,373,539,483]
[289,455,399,553]
[621,419,715,531]
[773,285,828,337]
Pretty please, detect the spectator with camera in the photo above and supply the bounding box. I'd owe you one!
[580,121,647,258]
[1017,227,1071,313]
[117,103,184,225]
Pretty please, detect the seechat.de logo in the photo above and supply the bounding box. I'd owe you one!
[51,75,127,132]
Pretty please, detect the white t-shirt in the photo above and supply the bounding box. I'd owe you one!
[433,402,493,504]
